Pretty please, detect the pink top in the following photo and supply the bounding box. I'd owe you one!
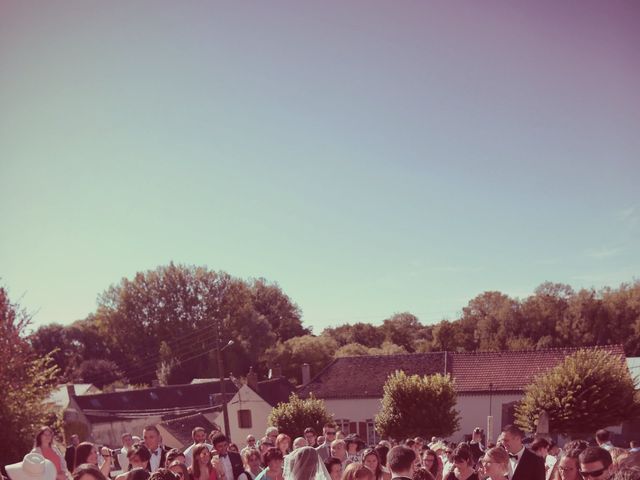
[41,447,62,474]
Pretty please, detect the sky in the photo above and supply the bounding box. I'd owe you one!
[1,1,639,334]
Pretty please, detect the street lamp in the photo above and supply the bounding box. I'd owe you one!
[216,318,234,438]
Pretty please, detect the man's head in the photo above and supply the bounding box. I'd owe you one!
[122,433,134,449]
[265,427,279,443]
[472,427,483,442]
[323,423,337,445]
[246,435,256,448]
[128,443,152,469]
[500,425,524,454]
[70,434,80,446]
[387,445,416,478]
[143,426,161,451]
[259,437,274,455]
[531,438,550,459]
[293,437,308,450]
[579,447,613,480]
[331,439,347,461]
[192,427,207,445]
[595,430,611,446]
[304,427,317,447]
[211,433,229,456]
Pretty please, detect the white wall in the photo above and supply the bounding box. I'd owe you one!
[226,385,274,447]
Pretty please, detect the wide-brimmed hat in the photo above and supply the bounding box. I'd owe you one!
[428,441,447,453]
[6,453,56,480]
[344,434,366,450]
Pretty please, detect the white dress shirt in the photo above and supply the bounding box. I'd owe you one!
[508,447,525,480]
[220,454,233,480]
[150,447,163,472]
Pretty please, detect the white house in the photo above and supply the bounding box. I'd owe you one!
[298,345,628,444]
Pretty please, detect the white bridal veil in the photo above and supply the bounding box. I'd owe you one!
[283,446,331,480]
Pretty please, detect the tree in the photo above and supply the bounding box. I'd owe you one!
[335,342,370,358]
[515,349,640,436]
[267,393,333,439]
[462,292,521,351]
[263,335,338,384]
[249,278,308,341]
[0,286,59,466]
[69,359,124,389]
[375,370,460,439]
[323,323,385,348]
[381,313,423,352]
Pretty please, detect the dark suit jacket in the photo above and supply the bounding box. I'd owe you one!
[512,448,545,480]
[146,446,172,472]
[65,446,76,472]
[225,451,244,480]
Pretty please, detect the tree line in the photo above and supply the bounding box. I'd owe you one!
[25,263,640,387]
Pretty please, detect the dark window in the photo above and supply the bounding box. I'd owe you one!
[238,409,252,428]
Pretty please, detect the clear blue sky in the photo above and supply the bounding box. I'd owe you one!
[1,1,639,333]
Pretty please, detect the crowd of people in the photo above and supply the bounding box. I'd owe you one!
[4,423,640,480]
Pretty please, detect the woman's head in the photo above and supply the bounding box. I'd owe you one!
[241,448,261,471]
[126,469,151,480]
[168,462,190,480]
[422,450,438,477]
[341,463,374,480]
[165,449,185,467]
[73,464,107,480]
[193,444,211,465]
[374,445,389,468]
[149,468,179,480]
[127,443,152,470]
[325,457,342,480]
[35,427,55,448]
[558,450,581,480]
[481,447,509,479]
[75,443,98,469]
[263,447,284,471]
[362,449,382,479]
[451,445,473,470]
[285,446,325,480]
[276,434,291,453]
[412,468,435,480]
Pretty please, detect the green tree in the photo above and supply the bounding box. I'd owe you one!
[267,393,333,439]
[323,323,385,348]
[70,359,124,389]
[375,370,460,439]
[0,287,59,466]
[462,291,520,351]
[249,278,308,341]
[381,313,423,352]
[263,335,338,384]
[431,320,464,351]
[335,342,370,357]
[515,349,640,436]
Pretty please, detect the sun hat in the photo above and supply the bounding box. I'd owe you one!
[6,453,56,480]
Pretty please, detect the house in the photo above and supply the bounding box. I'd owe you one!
[65,370,295,447]
[298,345,627,444]
[46,383,101,411]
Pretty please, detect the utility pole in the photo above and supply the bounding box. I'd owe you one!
[216,316,232,438]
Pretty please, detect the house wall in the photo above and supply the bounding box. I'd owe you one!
[225,385,274,447]
[323,394,524,444]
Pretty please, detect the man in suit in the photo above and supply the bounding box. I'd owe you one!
[388,445,416,480]
[65,435,80,472]
[211,433,244,480]
[143,425,170,472]
[501,425,545,480]
[316,423,338,461]
[113,433,134,471]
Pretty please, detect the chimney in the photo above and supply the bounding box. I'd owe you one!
[268,364,282,379]
[246,367,258,391]
[66,384,76,398]
[301,363,311,385]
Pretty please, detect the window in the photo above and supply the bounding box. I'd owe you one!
[335,419,350,435]
[238,409,252,428]
[366,420,379,446]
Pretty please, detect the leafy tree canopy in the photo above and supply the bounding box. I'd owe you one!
[268,393,333,439]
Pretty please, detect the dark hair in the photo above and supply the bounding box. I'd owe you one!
[579,447,613,469]
[149,468,179,480]
[451,444,473,465]
[168,462,190,480]
[324,423,337,430]
[190,444,211,479]
[192,427,206,439]
[388,446,416,474]
[501,425,524,439]
[375,445,389,468]
[304,427,316,435]
[210,432,229,446]
[362,448,383,480]
[75,443,97,470]
[563,440,589,455]
[613,467,640,480]
[35,427,54,448]
[262,447,284,466]
[165,449,183,467]
[596,430,611,443]
[412,468,435,480]
[143,425,160,435]
[325,456,342,472]
[128,443,152,464]
[73,464,107,480]
[421,450,439,478]
[406,440,415,448]
[126,468,151,480]
[530,438,550,453]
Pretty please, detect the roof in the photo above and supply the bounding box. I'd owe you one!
[158,412,220,447]
[253,377,297,407]
[298,352,446,399]
[72,380,238,423]
[47,384,99,409]
[299,345,626,399]
[449,345,626,393]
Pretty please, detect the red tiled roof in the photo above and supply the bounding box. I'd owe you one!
[450,345,626,393]
[299,345,626,399]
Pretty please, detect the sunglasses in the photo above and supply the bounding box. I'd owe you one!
[579,468,607,478]
[326,431,336,435]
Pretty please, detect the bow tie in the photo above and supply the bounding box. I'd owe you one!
[509,454,519,460]
[152,449,161,456]
[219,454,227,458]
